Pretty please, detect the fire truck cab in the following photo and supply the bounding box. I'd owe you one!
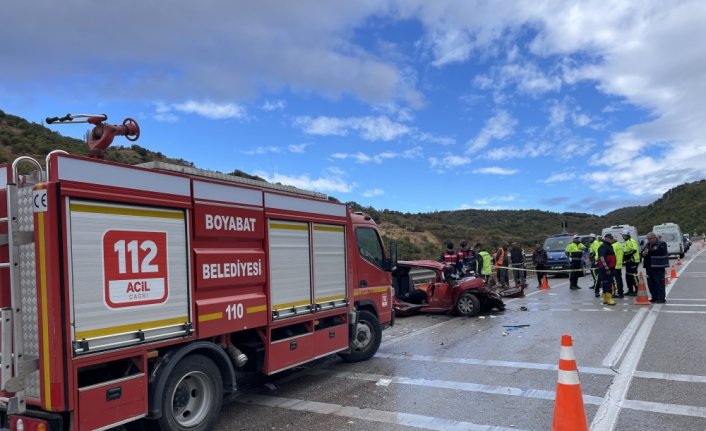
[0,119,394,431]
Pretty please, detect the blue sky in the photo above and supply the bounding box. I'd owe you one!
[2,1,705,214]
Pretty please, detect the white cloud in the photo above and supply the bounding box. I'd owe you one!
[288,143,309,153]
[261,99,286,111]
[416,132,456,146]
[155,100,247,121]
[485,141,552,160]
[362,188,384,198]
[295,115,411,141]
[474,194,517,205]
[473,166,518,175]
[466,110,517,153]
[543,172,573,184]
[1,2,424,106]
[332,146,422,164]
[429,155,471,170]
[241,146,282,155]
[255,171,355,194]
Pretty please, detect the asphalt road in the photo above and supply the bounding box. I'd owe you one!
[214,244,706,431]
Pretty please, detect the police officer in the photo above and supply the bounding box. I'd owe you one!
[622,230,640,296]
[597,234,617,305]
[642,232,668,303]
[588,234,602,297]
[565,235,586,289]
[612,237,625,298]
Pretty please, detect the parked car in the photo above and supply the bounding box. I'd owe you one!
[542,234,590,277]
[392,260,505,317]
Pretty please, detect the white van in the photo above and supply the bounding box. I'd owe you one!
[602,225,639,245]
[653,223,684,258]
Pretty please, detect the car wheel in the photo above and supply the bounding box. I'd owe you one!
[455,292,481,317]
[148,354,223,431]
[338,310,382,363]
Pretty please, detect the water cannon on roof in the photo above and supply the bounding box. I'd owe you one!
[46,113,140,159]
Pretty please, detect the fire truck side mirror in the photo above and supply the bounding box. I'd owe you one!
[384,241,397,272]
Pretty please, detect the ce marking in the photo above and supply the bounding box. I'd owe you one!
[32,189,48,213]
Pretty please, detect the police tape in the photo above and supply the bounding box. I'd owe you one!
[491,265,588,274]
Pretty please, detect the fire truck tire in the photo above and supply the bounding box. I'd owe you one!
[455,292,481,317]
[338,310,381,363]
[148,354,223,431]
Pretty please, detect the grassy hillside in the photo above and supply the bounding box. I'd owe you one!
[2,108,703,260]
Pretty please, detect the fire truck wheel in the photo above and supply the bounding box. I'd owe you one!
[455,292,481,317]
[151,354,223,431]
[338,310,381,363]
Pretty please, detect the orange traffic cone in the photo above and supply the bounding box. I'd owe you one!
[541,275,550,290]
[552,334,589,431]
[634,273,651,305]
[670,265,678,279]
[677,256,683,266]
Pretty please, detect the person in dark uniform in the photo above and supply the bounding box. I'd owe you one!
[509,242,526,287]
[565,235,586,289]
[532,243,548,287]
[642,232,668,303]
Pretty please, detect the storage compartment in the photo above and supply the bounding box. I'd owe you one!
[265,332,314,374]
[77,357,147,430]
[78,374,146,430]
[312,322,348,358]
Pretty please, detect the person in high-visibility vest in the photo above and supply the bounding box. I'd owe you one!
[440,242,457,266]
[565,235,586,289]
[475,243,493,284]
[622,230,640,296]
[588,234,602,297]
[612,238,625,298]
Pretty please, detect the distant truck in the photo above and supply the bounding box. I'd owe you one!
[601,224,639,245]
[653,222,685,258]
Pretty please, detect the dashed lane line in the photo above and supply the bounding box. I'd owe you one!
[633,370,706,384]
[306,368,604,405]
[238,394,528,431]
[375,351,615,376]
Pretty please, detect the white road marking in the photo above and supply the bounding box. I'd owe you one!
[662,310,706,314]
[310,369,604,405]
[663,303,706,307]
[621,399,706,419]
[602,307,648,368]
[375,352,615,376]
[663,298,706,301]
[633,370,706,383]
[591,247,706,431]
[239,394,528,431]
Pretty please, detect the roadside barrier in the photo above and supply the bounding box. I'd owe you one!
[552,334,588,431]
[634,273,651,305]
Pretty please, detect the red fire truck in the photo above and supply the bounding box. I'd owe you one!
[0,115,395,430]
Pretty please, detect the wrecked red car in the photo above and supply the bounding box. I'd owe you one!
[392,260,505,317]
